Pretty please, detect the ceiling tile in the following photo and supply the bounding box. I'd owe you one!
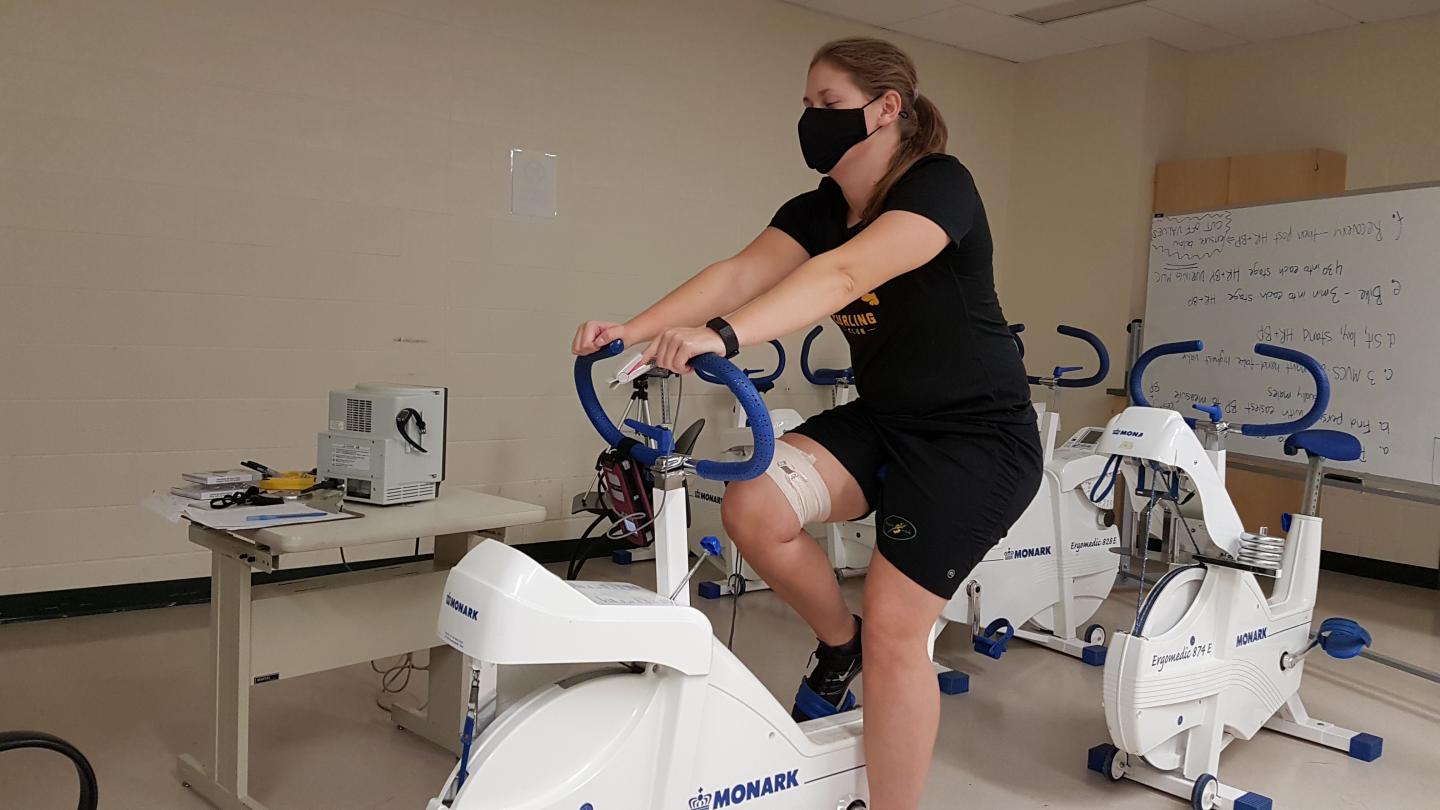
[889,3,1099,61]
[1150,0,1355,41]
[1148,0,1307,27]
[959,0,1062,15]
[1048,3,1244,51]
[1314,0,1440,22]
[801,0,962,26]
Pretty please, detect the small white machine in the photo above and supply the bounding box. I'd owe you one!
[928,325,1119,689]
[1086,340,1381,810]
[317,383,446,505]
[427,342,867,810]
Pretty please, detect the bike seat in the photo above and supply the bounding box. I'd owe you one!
[675,418,706,456]
[1283,430,1362,462]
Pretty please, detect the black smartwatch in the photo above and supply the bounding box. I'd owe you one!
[705,317,741,359]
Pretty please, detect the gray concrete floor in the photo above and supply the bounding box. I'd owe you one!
[1,563,1437,809]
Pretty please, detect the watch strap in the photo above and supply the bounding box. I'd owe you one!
[705,317,740,359]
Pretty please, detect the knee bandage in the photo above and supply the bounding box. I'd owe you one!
[764,442,833,526]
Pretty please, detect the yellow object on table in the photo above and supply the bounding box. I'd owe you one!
[257,472,316,492]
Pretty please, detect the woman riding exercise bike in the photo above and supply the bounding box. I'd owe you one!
[572,37,1041,809]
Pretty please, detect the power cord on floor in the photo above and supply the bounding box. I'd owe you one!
[371,653,429,711]
[726,553,748,650]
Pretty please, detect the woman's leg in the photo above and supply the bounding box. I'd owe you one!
[720,433,868,645]
[861,550,948,810]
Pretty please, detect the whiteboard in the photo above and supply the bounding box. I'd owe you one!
[1144,184,1440,485]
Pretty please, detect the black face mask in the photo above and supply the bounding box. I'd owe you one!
[798,95,882,174]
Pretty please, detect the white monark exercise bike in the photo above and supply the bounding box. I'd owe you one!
[928,324,1120,692]
[428,341,867,810]
[1085,340,1381,810]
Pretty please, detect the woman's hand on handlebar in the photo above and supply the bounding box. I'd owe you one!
[643,326,725,374]
[572,320,630,355]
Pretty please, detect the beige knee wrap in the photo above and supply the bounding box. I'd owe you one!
[764,441,833,526]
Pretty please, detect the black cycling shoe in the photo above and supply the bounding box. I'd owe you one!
[791,615,863,722]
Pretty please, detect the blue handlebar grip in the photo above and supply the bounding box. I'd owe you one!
[800,324,852,386]
[575,341,660,467]
[801,326,825,383]
[1054,325,1111,389]
[757,340,787,385]
[623,419,674,455]
[690,353,774,481]
[1192,403,1223,424]
[1009,323,1026,359]
[1239,344,1331,437]
[696,340,788,386]
[1129,340,1203,406]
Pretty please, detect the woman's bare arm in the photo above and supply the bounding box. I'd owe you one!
[572,227,808,354]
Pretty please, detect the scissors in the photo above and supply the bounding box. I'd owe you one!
[210,486,283,509]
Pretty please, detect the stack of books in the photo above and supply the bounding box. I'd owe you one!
[170,468,261,503]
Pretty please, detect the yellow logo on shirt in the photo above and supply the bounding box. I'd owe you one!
[833,312,877,330]
[834,291,881,336]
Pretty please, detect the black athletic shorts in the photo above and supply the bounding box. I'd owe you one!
[788,400,1044,599]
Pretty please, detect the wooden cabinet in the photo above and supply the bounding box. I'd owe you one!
[1224,468,1303,533]
[1153,157,1230,216]
[1227,148,1346,208]
[1152,148,1346,215]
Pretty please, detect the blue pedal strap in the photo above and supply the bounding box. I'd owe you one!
[793,680,857,720]
[1316,617,1371,660]
[973,618,1015,659]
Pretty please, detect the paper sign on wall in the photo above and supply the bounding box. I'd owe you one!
[510,148,558,217]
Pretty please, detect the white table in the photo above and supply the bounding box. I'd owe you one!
[176,489,547,810]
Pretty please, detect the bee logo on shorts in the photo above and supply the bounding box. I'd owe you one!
[881,515,917,541]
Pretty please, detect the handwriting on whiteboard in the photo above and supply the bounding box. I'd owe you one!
[1152,210,1405,264]
[1145,187,1436,483]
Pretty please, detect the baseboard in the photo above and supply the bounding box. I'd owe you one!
[0,536,634,625]
[1321,551,1439,590]
[10,541,1427,623]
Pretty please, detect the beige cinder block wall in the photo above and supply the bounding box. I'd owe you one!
[1182,13,1440,192]
[1177,12,1440,569]
[0,0,1017,594]
[999,39,1187,433]
[1000,13,1440,570]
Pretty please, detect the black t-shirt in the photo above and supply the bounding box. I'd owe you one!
[769,153,1032,425]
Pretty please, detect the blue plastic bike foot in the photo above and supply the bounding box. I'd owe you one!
[937,670,969,695]
[697,581,723,600]
[1348,732,1383,762]
[1082,645,1107,666]
[611,549,634,565]
[1234,792,1273,810]
[1086,743,1117,775]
